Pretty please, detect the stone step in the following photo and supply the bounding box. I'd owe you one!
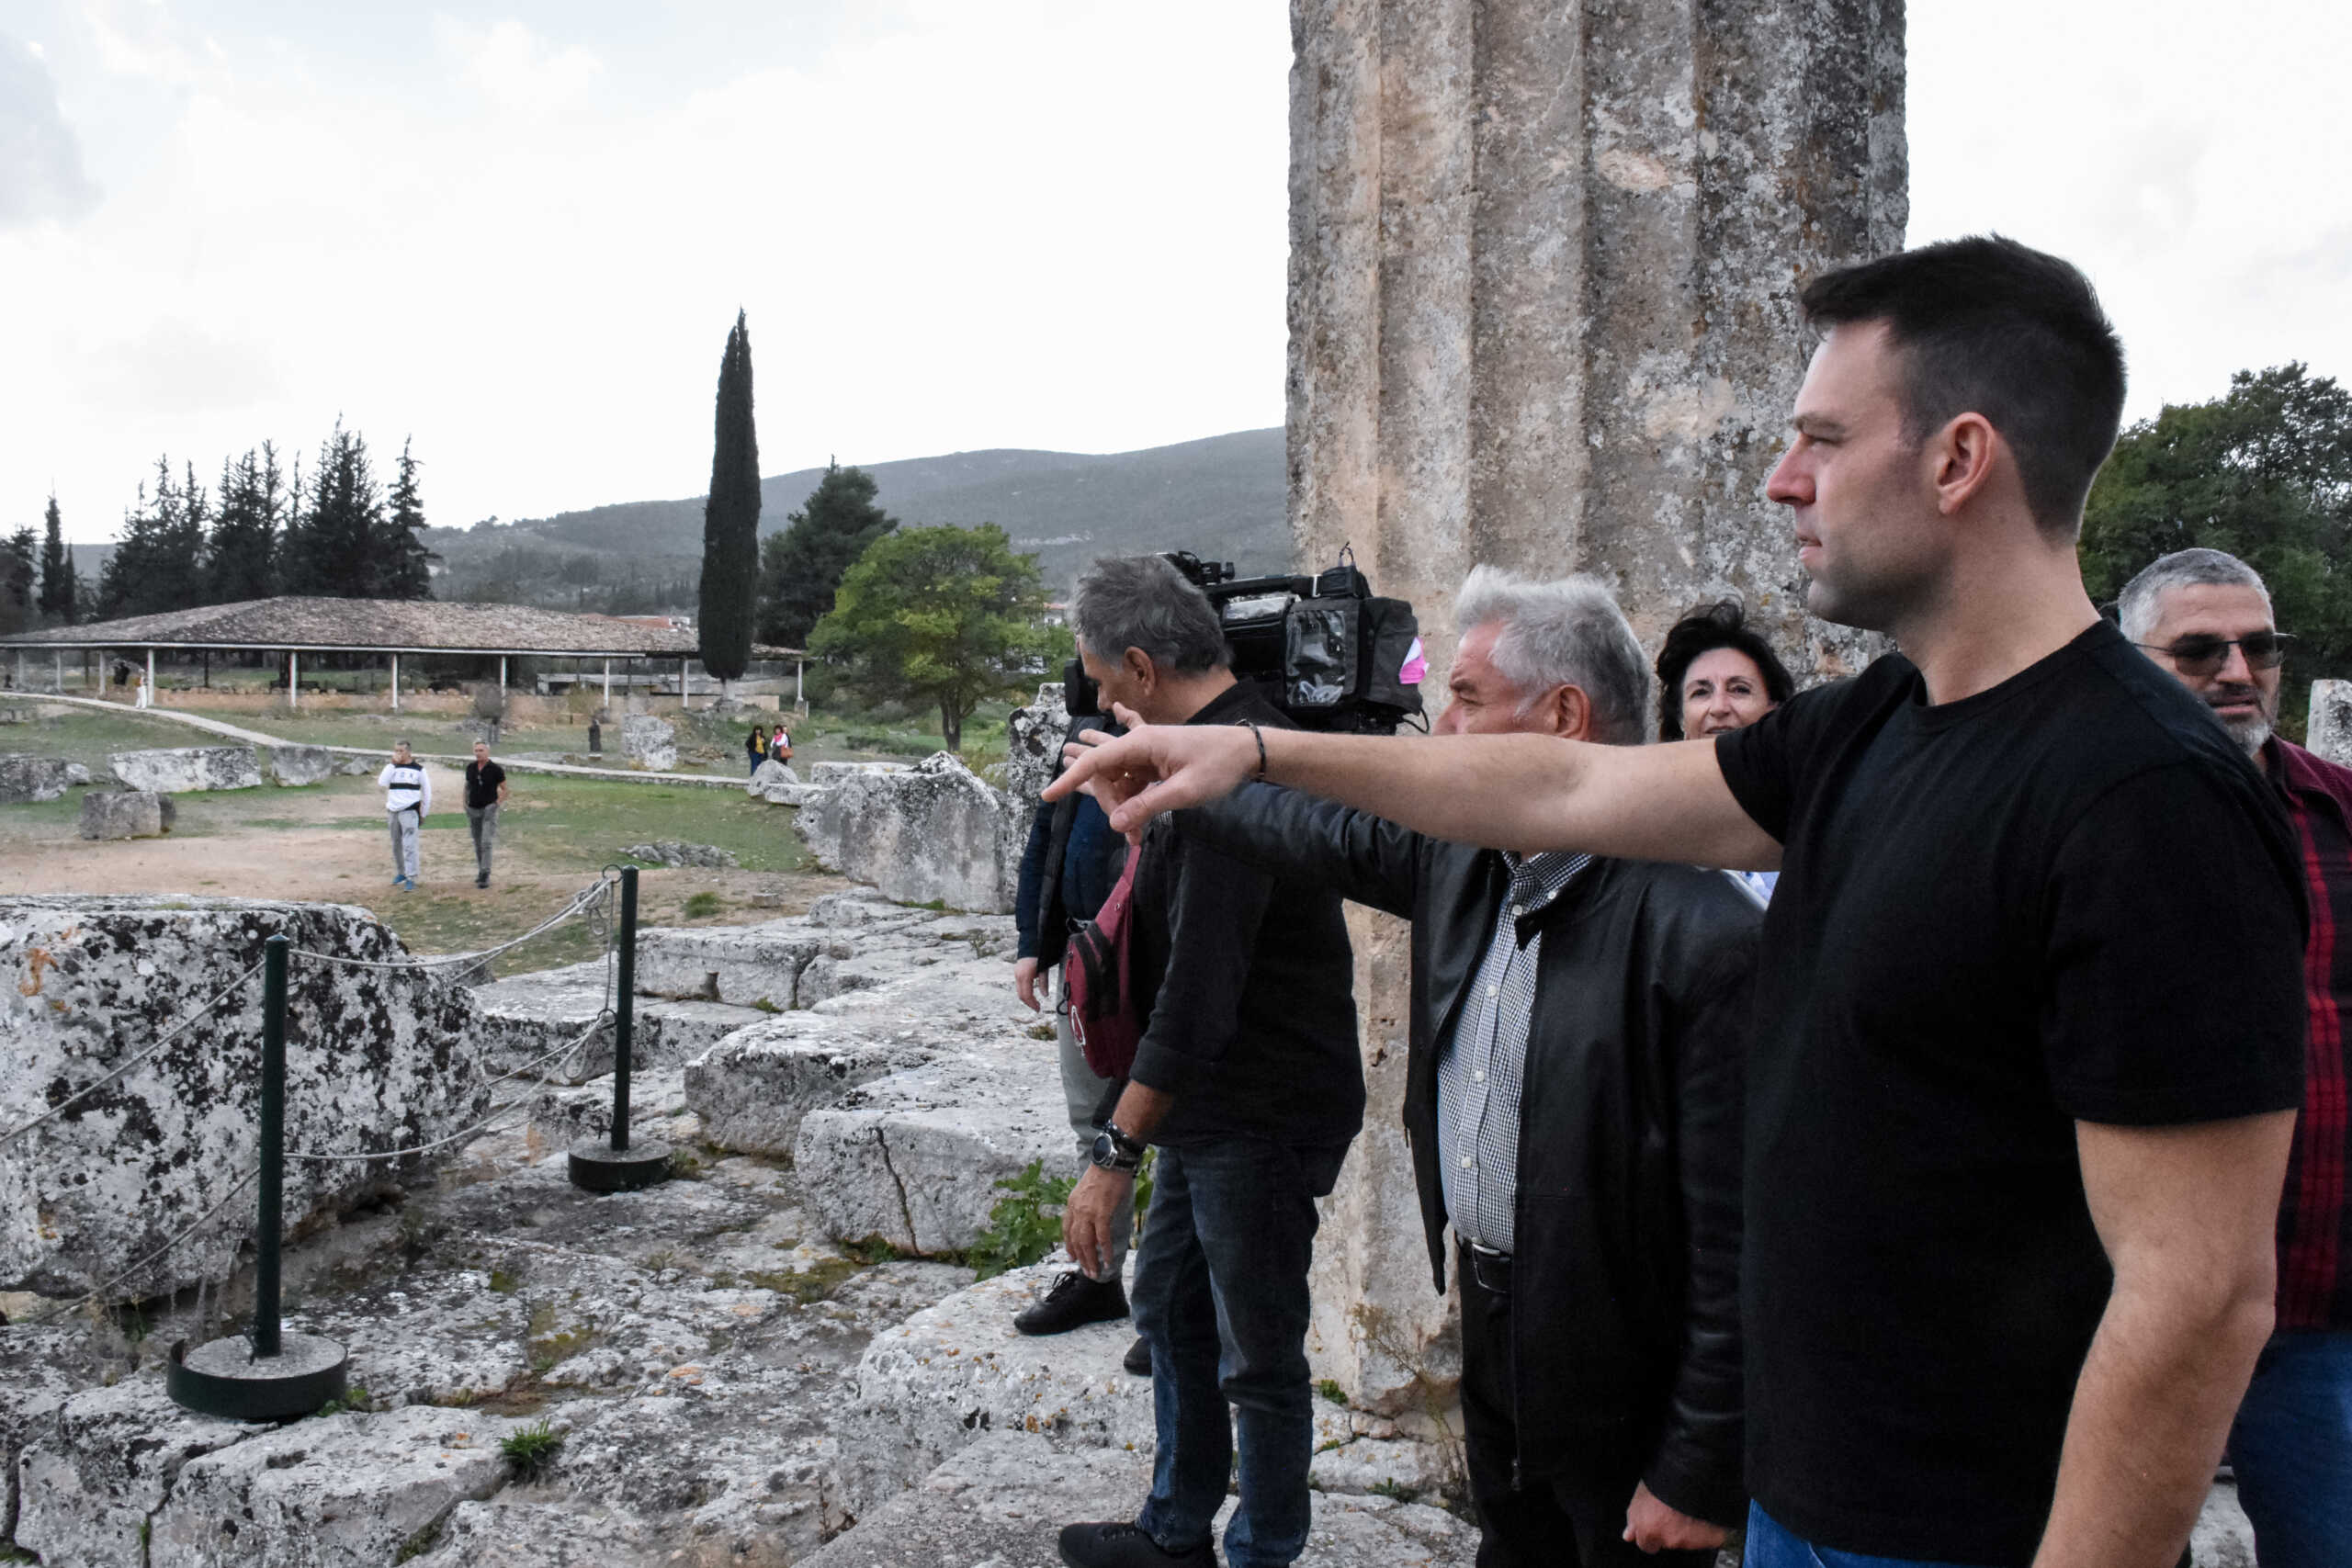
[796,1048,1069,1257]
[469,962,769,1084]
[804,1429,1480,1568]
[685,1014,937,1156]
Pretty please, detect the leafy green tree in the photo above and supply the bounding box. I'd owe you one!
[2081,363,2352,731]
[0,527,36,636]
[808,524,1057,750]
[378,437,436,599]
[282,423,384,598]
[206,444,285,604]
[697,310,760,685]
[756,461,897,647]
[37,494,74,624]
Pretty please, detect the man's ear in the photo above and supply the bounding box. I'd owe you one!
[1123,647,1155,694]
[1549,684,1593,741]
[1930,412,2002,516]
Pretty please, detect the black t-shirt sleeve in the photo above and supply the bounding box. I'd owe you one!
[2042,761,2307,1125]
[1713,673,1869,844]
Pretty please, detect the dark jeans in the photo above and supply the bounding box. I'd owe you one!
[2229,1328,2352,1568]
[1129,1137,1351,1568]
[1458,1241,1714,1568]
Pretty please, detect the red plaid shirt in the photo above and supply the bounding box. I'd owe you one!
[2269,738,2352,1330]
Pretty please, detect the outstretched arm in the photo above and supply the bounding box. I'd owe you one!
[1047,709,1780,870]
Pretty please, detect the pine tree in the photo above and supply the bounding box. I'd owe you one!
[284,423,383,597]
[377,438,436,599]
[696,310,761,685]
[97,457,204,618]
[0,527,36,636]
[206,445,283,604]
[755,461,899,647]
[37,494,74,624]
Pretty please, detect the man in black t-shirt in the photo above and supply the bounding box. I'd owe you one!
[1046,238,2305,1568]
[463,739,509,890]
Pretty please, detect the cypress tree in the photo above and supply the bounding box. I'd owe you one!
[0,528,35,635]
[286,423,383,597]
[206,446,282,604]
[696,310,761,687]
[37,494,74,624]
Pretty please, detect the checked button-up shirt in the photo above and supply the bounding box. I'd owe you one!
[1435,849,1592,1256]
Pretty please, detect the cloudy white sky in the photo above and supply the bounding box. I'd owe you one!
[3,0,2345,543]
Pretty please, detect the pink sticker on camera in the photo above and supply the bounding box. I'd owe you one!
[1398,637,1427,685]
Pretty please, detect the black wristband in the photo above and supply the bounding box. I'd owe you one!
[1244,720,1268,779]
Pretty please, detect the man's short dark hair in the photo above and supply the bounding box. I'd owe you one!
[1653,600,1797,741]
[1072,556,1229,674]
[1800,235,2127,536]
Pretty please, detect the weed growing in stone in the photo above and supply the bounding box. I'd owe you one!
[500,1417,564,1480]
[969,1159,1072,1280]
[315,1384,374,1416]
[1369,1479,1420,1505]
[1316,1379,1348,1406]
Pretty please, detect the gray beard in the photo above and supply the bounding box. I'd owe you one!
[2222,711,2274,757]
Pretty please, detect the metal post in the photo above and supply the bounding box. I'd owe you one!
[390,653,401,710]
[796,657,805,710]
[288,649,299,709]
[165,931,347,1418]
[145,648,155,704]
[603,658,611,708]
[499,655,507,697]
[568,864,668,1190]
[53,651,62,693]
[612,865,638,1152]
[254,934,288,1355]
[679,658,688,710]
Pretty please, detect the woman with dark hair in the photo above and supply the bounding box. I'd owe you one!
[1655,600,1795,742]
[1655,600,1796,903]
[746,725,768,775]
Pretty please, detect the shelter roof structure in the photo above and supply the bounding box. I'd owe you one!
[0,597,801,660]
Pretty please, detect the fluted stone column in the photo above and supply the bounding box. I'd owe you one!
[1290,0,1906,1416]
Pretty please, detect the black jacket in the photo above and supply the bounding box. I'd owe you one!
[1131,686,1362,1150]
[1180,782,1758,1525]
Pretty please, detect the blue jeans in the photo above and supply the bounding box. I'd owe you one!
[2229,1328,2352,1568]
[1745,1505,1984,1568]
[1130,1138,1351,1568]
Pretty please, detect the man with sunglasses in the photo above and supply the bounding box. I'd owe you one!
[2124,547,2352,1568]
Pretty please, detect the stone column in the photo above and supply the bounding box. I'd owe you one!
[1288,0,1906,1416]
[2310,680,2352,768]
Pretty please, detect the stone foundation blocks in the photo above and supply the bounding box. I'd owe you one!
[78,788,175,839]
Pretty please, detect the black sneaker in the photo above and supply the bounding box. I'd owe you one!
[1123,1335,1152,1376]
[476,873,489,888]
[1013,1270,1128,1337]
[1057,1522,1213,1567]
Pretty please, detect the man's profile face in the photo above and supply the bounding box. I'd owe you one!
[1077,638,1153,724]
[1766,321,1948,631]
[1434,622,1566,738]
[2142,582,2281,754]
[473,742,489,763]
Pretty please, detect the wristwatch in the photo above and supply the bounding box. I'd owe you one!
[1089,1122,1147,1175]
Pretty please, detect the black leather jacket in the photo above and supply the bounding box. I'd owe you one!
[1179,782,1758,1526]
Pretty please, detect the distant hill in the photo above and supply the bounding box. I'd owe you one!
[421,428,1289,611]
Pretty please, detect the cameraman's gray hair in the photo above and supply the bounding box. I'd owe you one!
[2117,548,2270,642]
[1072,556,1229,674]
[1454,567,1652,744]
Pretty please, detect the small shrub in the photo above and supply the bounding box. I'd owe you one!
[315,1383,375,1416]
[488,1269,520,1294]
[1316,1379,1348,1407]
[969,1159,1073,1281]
[500,1417,563,1480]
[1368,1479,1421,1505]
[683,891,724,919]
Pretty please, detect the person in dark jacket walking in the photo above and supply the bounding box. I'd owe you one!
[1054,556,1360,1568]
[746,726,768,775]
[1009,692,1137,1355]
[1180,568,1758,1567]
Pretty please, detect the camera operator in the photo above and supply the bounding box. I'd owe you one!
[1009,665,1145,1371]
[1054,555,1361,1568]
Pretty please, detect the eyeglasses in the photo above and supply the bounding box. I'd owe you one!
[2133,631,2294,675]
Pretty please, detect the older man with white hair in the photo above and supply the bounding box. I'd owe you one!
[2122,546,2352,1568]
[1171,567,1760,1567]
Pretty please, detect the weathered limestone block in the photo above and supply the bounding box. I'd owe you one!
[0,897,491,1299]
[292,1268,537,1408]
[618,714,676,772]
[0,753,76,803]
[814,1430,1478,1568]
[0,1325,103,1540]
[806,886,922,931]
[467,961,767,1083]
[77,788,175,839]
[809,761,910,784]
[13,1378,259,1567]
[635,922,822,1009]
[407,1499,667,1568]
[108,745,265,793]
[265,744,334,786]
[619,840,739,869]
[794,1048,1067,1255]
[1001,682,1072,807]
[149,1407,525,1568]
[686,1015,939,1156]
[840,1262,1152,1510]
[2310,679,2352,769]
[796,751,1026,914]
[526,1067,690,1148]
[749,757,824,807]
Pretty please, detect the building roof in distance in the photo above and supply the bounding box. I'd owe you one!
[0,597,801,659]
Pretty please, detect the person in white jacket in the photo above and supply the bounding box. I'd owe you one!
[379,741,431,889]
